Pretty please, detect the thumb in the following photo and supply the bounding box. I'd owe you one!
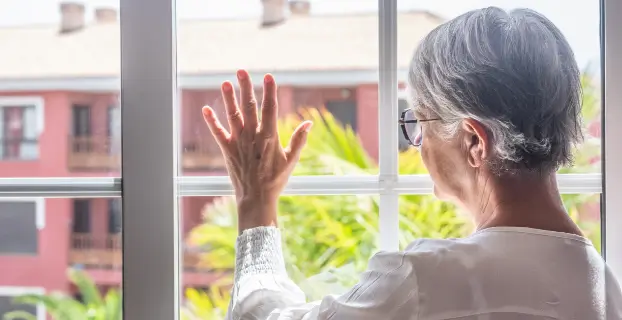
[285,121,313,164]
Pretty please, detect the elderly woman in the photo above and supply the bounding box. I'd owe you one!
[202,7,622,320]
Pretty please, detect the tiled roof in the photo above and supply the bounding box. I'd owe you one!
[0,11,442,79]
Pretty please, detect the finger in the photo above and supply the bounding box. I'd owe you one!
[285,121,313,164]
[260,74,279,135]
[202,106,231,148]
[221,81,243,137]
[237,69,259,133]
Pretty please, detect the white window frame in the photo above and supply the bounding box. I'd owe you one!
[0,0,615,319]
[0,96,44,160]
[0,286,46,320]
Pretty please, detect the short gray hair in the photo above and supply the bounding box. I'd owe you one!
[408,7,583,174]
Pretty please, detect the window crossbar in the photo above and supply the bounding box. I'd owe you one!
[0,174,600,198]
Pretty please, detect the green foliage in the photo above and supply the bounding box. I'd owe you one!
[4,269,122,320]
[181,286,230,320]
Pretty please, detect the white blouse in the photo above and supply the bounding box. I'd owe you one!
[226,226,622,320]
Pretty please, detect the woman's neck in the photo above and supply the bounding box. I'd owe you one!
[467,172,584,236]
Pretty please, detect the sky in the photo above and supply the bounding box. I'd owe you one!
[0,0,601,71]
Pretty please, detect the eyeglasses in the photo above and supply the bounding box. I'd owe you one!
[399,109,441,147]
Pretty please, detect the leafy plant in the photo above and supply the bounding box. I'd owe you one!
[181,285,230,320]
[4,269,122,320]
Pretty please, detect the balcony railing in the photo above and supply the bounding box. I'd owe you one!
[68,136,120,170]
[68,136,226,171]
[69,233,217,272]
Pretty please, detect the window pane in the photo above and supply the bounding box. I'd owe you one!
[179,195,378,318]
[0,201,38,254]
[397,0,601,174]
[0,1,120,176]
[398,194,601,252]
[0,197,122,319]
[177,0,379,176]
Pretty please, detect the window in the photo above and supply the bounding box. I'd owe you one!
[72,105,92,137]
[108,198,122,234]
[72,199,91,234]
[325,100,357,132]
[0,200,42,255]
[0,97,42,161]
[0,287,44,320]
[0,0,621,319]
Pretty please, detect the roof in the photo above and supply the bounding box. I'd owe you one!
[0,11,443,80]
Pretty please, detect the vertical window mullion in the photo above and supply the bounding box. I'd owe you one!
[120,0,179,318]
[603,0,622,279]
[378,0,399,251]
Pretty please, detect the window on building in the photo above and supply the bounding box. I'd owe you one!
[0,294,37,319]
[71,199,91,250]
[0,106,38,160]
[0,202,38,255]
[108,198,122,234]
[72,105,92,153]
[325,100,357,131]
[72,105,91,137]
[72,200,91,234]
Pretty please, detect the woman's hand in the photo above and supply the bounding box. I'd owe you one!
[201,70,312,233]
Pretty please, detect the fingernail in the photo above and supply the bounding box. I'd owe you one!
[222,81,232,92]
[237,70,246,80]
[202,106,211,116]
[304,122,313,132]
[264,74,273,84]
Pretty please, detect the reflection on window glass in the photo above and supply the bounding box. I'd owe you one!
[180,195,378,318]
[0,198,122,320]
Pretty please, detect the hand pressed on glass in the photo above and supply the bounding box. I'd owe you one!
[201,69,312,233]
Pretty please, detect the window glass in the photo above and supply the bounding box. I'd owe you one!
[0,201,38,255]
[0,294,37,319]
[180,195,378,318]
[177,0,379,175]
[0,1,121,176]
[0,197,122,320]
[397,0,601,174]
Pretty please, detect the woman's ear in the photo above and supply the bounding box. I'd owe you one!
[461,119,489,168]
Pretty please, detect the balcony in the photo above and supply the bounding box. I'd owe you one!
[68,136,226,171]
[69,233,217,272]
[68,136,119,170]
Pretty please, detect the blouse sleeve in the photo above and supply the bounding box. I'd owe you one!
[226,227,419,320]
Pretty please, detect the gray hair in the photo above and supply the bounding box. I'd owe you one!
[408,7,583,174]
